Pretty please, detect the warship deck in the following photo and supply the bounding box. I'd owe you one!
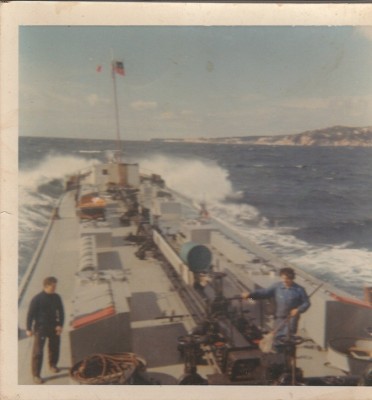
[18,190,217,385]
[17,184,354,386]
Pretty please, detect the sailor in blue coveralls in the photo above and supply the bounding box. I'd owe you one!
[243,267,310,342]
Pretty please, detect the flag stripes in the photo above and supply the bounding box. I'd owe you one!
[112,61,125,76]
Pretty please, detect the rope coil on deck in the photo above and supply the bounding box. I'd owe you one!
[70,353,146,384]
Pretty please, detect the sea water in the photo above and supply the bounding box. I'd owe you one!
[18,136,372,298]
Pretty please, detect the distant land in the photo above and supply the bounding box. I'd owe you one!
[152,126,372,147]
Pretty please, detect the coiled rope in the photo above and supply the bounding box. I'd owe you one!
[70,352,146,384]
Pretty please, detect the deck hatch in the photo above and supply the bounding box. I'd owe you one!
[71,283,115,329]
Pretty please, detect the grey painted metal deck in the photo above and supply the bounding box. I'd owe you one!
[18,191,207,385]
[18,184,355,386]
[18,191,79,384]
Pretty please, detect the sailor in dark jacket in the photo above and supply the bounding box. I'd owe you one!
[242,267,310,340]
[26,276,64,384]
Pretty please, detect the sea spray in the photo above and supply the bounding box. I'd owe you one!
[138,155,233,202]
[212,207,372,297]
[18,139,372,299]
[18,154,101,279]
[137,154,372,298]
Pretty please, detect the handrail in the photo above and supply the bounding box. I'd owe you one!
[167,185,364,303]
[18,193,65,304]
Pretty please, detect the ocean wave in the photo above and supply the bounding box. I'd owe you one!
[294,219,372,248]
[18,149,372,299]
[18,154,102,279]
[134,154,372,298]
[139,155,372,298]
[138,155,233,203]
[223,213,372,298]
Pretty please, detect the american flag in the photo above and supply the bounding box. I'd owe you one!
[112,61,125,76]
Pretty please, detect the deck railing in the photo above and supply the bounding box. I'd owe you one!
[18,194,65,304]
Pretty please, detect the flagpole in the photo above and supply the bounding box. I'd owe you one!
[110,49,125,187]
[111,59,122,164]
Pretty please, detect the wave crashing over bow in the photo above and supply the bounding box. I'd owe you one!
[18,143,372,299]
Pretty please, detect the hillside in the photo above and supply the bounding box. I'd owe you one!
[157,126,372,147]
[252,126,372,147]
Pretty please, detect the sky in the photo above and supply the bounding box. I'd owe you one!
[19,25,372,140]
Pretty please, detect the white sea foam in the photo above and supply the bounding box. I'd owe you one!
[19,154,101,188]
[216,204,372,297]
[138,154,372,298]
[138,155,233,203]
[18,153,372,298]
[19,154,101,226]
[19,155,102,275]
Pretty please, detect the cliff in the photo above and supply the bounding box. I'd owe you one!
[155,126,372,147]
[251,126,372,147]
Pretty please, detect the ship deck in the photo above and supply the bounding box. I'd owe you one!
[18,185,350,386]
[18,190,217,385]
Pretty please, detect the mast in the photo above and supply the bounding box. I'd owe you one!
[111,59,122,164]
[110,53,126,186]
